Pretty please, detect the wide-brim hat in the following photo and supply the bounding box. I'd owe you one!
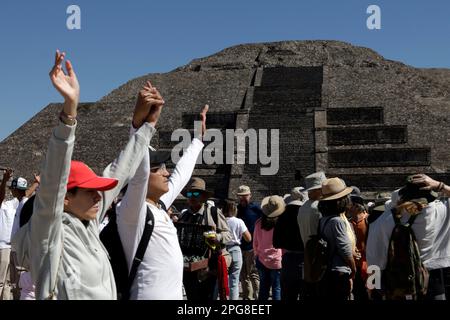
[67,161,118,191]
[261,195,285,218]
[182,177,213,197]
[305,172,327,191]
[320,177,353,201]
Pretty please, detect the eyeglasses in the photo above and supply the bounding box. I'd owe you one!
[186,191,201,198]
[150,163,166,174]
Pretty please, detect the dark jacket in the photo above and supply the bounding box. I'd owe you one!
[273,204,304,252]
[237,202,263,251]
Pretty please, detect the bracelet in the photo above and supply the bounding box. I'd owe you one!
[437,182,445,192]
[59,111,77,126]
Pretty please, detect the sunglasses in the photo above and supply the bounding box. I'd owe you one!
[186,191,201,198]
[150,163,166,174]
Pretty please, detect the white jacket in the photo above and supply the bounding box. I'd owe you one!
[12,121,155,300]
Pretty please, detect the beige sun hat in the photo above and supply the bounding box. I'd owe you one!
[261,195,286,218]
[320,178,353,201]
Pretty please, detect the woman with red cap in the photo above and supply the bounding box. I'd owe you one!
[12,50,164,300]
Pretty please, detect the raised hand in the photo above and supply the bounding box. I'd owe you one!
[0,168,13,204]
[200,104,209,140]
[133,81,165,128]
[25,172,41,198]
[3,168,13,182]
[33,173,41,185]
[49,50,80,117]
[410,174,440,191]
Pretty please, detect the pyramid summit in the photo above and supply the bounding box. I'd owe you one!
[1,40,450,201]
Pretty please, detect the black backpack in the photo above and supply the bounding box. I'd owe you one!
[100,200,166,300]
[382,210,429,300]
[303,216,332,283]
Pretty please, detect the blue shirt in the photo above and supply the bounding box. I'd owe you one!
[238,202,263,251]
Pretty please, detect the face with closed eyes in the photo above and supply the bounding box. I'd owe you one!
[64,188,102,221]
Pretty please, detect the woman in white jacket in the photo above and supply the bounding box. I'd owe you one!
[12,51,165,300]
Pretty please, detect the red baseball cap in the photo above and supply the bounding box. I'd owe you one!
[67,161,119,191]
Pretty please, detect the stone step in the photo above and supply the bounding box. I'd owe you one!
[252,89,321,110]
[327,125,407,146]
[328,148,431,168]
[259,66,323,87]
[254,86,321,102]
[181,112,236,129]
[251,101,321,113]
[327,107,384,125]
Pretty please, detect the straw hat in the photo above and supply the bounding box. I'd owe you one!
[182,177,213,197]
[320,178,353,201]
[261,195,285,218]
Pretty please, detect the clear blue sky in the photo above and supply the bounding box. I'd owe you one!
[1,0,449,141]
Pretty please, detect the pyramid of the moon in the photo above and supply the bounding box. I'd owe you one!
[2,40,450,201]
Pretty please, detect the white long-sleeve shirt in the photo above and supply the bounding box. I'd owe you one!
[366,198,450,271]
[0,199,18,249]
[117,138,204,300]
[297,199,321,247]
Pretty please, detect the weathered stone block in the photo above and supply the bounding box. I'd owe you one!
[327,107,384,125]
[329,148,431,168]
[327,125,407,146]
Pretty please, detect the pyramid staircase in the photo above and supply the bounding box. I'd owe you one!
[324,106,450,193]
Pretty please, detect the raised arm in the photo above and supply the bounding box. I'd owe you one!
[99,82,165,222]
[411,174,450,197]
[0,168,13,206]
[50,50,79,123]
[25,173,40,198]
[33,50,79,217]
[26,51,79,288]
[115,82,165,226]
[33,50,78,217]
[160,105,208,208]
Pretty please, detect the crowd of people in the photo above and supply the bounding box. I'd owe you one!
[1,52,450,301]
